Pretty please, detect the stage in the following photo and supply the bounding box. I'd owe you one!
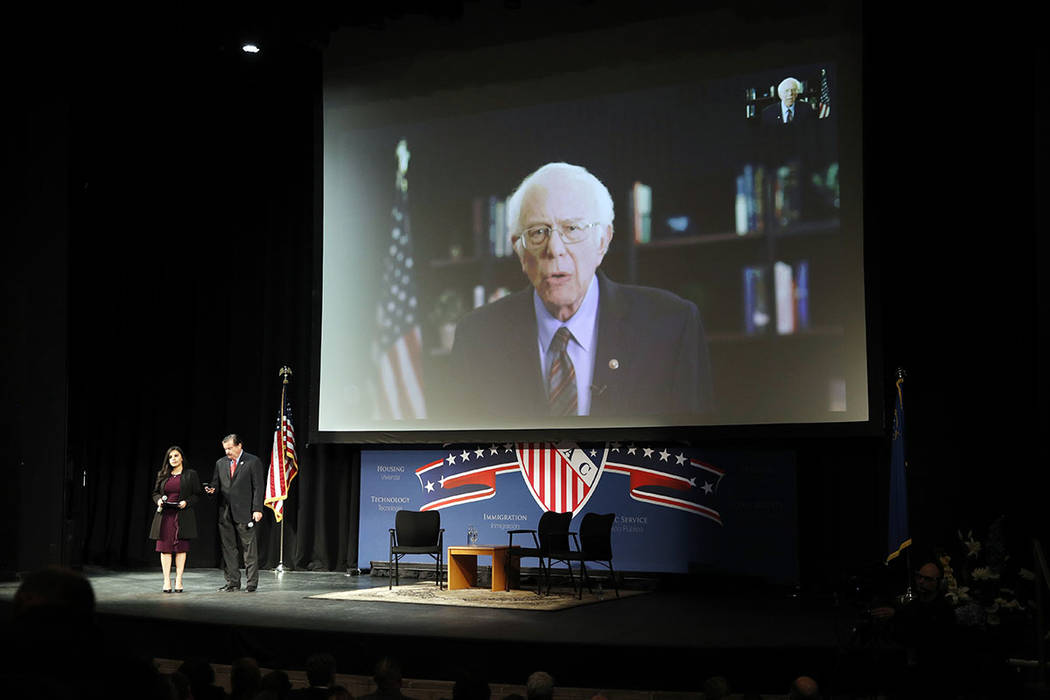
[0,566,871,694]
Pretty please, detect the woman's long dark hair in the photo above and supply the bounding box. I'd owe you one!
[154,445,186,492]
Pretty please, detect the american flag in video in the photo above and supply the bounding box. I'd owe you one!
[413,442,726,526]
[374,139,425,419]
[817,67,831,119]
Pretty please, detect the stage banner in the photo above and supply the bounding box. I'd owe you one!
[359,442,797,583]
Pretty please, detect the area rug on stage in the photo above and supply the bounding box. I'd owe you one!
[307,583,645,611]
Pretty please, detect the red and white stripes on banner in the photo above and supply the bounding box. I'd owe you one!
[516,443,597,516]
[376,326,425,419]
[690,458,726,481]
[414,458,519,511]
[603,457,724,525]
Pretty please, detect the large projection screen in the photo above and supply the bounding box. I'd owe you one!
[316,17,867,443]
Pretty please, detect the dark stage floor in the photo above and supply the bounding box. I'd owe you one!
[0,567,855,692]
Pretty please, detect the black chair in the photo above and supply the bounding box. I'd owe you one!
[566,512,618,599]
[508,511,575,595]
[389,510,444,590]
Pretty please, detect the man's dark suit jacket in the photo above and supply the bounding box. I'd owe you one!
[447,272,713,420]
[210,452,265,523]
[761,100,814,126]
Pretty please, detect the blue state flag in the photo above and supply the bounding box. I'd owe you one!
[886,375,911,563]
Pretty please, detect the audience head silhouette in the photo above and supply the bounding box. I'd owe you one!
[788,675,821,700]
[526,672,555,700]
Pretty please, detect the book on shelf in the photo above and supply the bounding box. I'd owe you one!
[631,181,652,244]
[795,259,810,330]
[774,261,794,335]
[735,176,748,235]
[489,196,508,257]
[470,195,515,258]
[774,259,811,335]
[735,164,766,235]
[774,163,801,227]
[743,265,770,335]
[742,260,810,336]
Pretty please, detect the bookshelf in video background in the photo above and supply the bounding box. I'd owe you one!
[419,159,842,353]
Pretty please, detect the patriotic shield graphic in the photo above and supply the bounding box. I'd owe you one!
[516,442,606,515]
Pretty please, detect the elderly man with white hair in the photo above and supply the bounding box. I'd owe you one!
[762,76,812,126]
[447,162,713,421]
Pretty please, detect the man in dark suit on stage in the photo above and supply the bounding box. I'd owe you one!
[761,77,813,126]
[205,434,264,591]
[447,162,713,421]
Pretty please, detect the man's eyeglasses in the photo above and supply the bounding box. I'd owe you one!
[517,222,602,251]
[915,573,940,583]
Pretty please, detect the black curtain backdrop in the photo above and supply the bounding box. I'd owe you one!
[63,38,365,573]
[7,6,1042,591]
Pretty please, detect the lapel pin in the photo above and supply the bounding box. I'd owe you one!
[608,359,619,370]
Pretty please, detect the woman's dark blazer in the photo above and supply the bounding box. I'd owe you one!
[148,469,202,540]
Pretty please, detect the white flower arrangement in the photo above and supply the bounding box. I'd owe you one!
[960,529,982,558]
[971,566,1000,581]
[940,517,1034,631]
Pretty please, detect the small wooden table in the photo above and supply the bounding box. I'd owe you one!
[447,545,520,591]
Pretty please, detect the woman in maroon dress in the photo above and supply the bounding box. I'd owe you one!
[149,446,202,592]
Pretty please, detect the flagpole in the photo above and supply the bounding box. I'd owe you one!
[896,368,914,604]
[276,365,292,575]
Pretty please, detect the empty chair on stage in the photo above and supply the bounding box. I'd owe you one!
[565,512,618,599]
[388,510,444,590]
[508,510,575,595]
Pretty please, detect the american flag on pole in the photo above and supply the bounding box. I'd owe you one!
[266,391,298,522]
[373,139,426,419]
[817,67,831,119]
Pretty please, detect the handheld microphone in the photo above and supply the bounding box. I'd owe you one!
[157,495,167,513]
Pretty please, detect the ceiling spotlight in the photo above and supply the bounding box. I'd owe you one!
[242,43,260,54]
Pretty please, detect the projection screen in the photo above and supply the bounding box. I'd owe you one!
[315,20,867,443]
